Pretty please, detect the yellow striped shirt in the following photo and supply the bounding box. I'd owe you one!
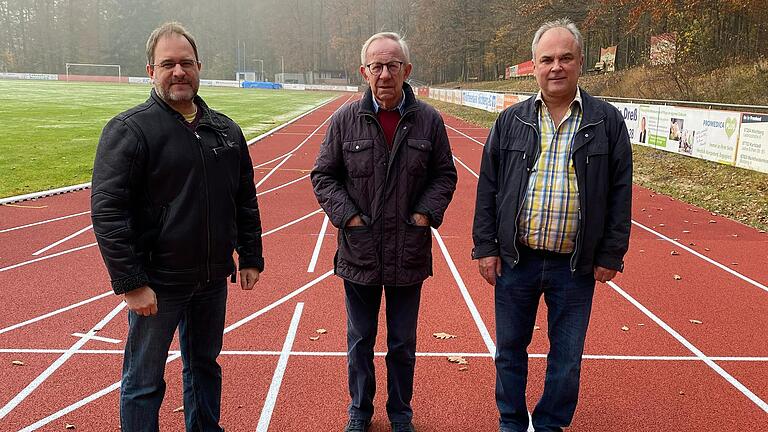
[518,90,582,253]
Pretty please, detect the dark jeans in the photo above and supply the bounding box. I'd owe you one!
[344,279,422,424]
[120,279,228,432]
[495,246,595,432]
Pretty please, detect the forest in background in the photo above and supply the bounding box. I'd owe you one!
[2,0,768,87]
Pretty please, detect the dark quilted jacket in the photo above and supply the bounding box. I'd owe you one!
[311,84,457,286]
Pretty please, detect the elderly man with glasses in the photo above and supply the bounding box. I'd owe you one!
[312,32,457,432]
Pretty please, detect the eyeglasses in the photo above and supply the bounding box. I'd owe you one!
[149,60,201,71]
[366,61,404,76]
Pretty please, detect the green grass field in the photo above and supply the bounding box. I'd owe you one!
[0,80,337,198]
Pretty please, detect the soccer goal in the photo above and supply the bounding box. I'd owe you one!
[64,63,122,82]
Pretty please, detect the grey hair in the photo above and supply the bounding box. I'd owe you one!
[531,18,583,60]
[360,32,410,65]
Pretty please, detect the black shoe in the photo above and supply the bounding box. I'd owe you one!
[391,422,415,432]
[344,418,372,432]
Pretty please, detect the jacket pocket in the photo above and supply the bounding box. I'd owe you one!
[343,139,374,177]
[338,225,377,270]
[406,139,432,175]
[401,223,431,269]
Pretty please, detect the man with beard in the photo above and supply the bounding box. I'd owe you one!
[91,22,264,431]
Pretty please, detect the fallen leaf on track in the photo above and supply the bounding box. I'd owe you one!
[458,366,469,372]
[432,332,456,340]
[309,336,320,341]
[448,356,468,365]
[670,250,680,256]
[689,319,703,325]
[12,360,24,366]
[316,328,327,334]
[708,220,717,224]
[621,326,630,331]
[65,424,76,429]
[673,274,682,280]
[533,325,541,331]
[173,406,184,413]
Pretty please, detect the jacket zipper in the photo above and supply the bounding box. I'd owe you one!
[511,115,542,266]
[193,130,212,282]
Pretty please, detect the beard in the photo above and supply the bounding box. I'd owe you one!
[155,78,198,104]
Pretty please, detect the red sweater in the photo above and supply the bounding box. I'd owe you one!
[377,109,401,150]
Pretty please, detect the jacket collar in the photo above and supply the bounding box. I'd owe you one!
[518,87,604,126]
[360,82,417,116]
[150,88,227,130]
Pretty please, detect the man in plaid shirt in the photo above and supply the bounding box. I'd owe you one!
[472,18,632,432]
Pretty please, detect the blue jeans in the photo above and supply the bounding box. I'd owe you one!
[344,280,422,424]
[495,246,595,432]
[120,279,228,432]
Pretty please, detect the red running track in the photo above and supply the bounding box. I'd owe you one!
[0,94,766,431]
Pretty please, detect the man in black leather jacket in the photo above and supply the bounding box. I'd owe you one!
[472,19,632,432]
[91,22,263,432]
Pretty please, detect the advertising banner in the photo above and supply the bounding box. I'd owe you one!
[516,60,534,76]
[650,33,676,66]
[736,113,768,173]
[462,91,498,112]
[600,46,617,72]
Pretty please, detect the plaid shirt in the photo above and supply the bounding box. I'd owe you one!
[518,89,583,253]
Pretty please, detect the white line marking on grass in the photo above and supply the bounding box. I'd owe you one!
[32,224,92,256]
[257,173,311,197]
[0,211,91,234]
[608,280,768,413]
[256,302,304,432]
[0,242,97,273]
[255,154,293,190]
[19,271,335,431]
[307,215,329,273]
[71,333,121,344]
[631,221,768,294]
[0,301,126,420]
[0,291,112,335]
[432,228,496,355]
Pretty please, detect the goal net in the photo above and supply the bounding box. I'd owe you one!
[64,63,122,83]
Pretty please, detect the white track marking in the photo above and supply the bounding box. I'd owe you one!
[0,242,98,273]
[307,215,329,273]
[257,173,311,197]
[255,154,293,190]
[609,280,768,413]
[256,302,304,432]
[446,124,486,146]
[71,333,121,344]
[1,348,766,363]
[254,153,290,169]
[19,270,334,431]
[0,211,91,234]
[631,221,768,293]
[32,224,92,256]
[432,228,496,356]
[0,291,112,335]
[261,208,323,237]
[0,301,126,419]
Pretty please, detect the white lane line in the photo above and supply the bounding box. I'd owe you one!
[0,211,92,234]
[307,215,329,273]
[71,333,121,344]
[0,301,126,420]
[255,154,293,190]
[609,280,768,413]
[453,155,479,178]
[0,291,112,335]
[257,173,310,197]
[262,208,323,237]
[20,270,334,431]
[2,348,767,362]
[432,228,496,355]
[0,242,98,273]
[254,153,290,169]
[256,302,304,432]
[246,96,339,146]
[32,224,92,256]
[631,221,768,294]
[447,124,486,146]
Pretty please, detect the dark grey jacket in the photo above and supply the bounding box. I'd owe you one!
[91,89,264,294]
[311,84,457,286]
[472,88,632,275]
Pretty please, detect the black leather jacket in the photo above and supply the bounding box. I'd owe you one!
[472,89,632,275]
[91,89,264,294]
[311,84,457,286]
